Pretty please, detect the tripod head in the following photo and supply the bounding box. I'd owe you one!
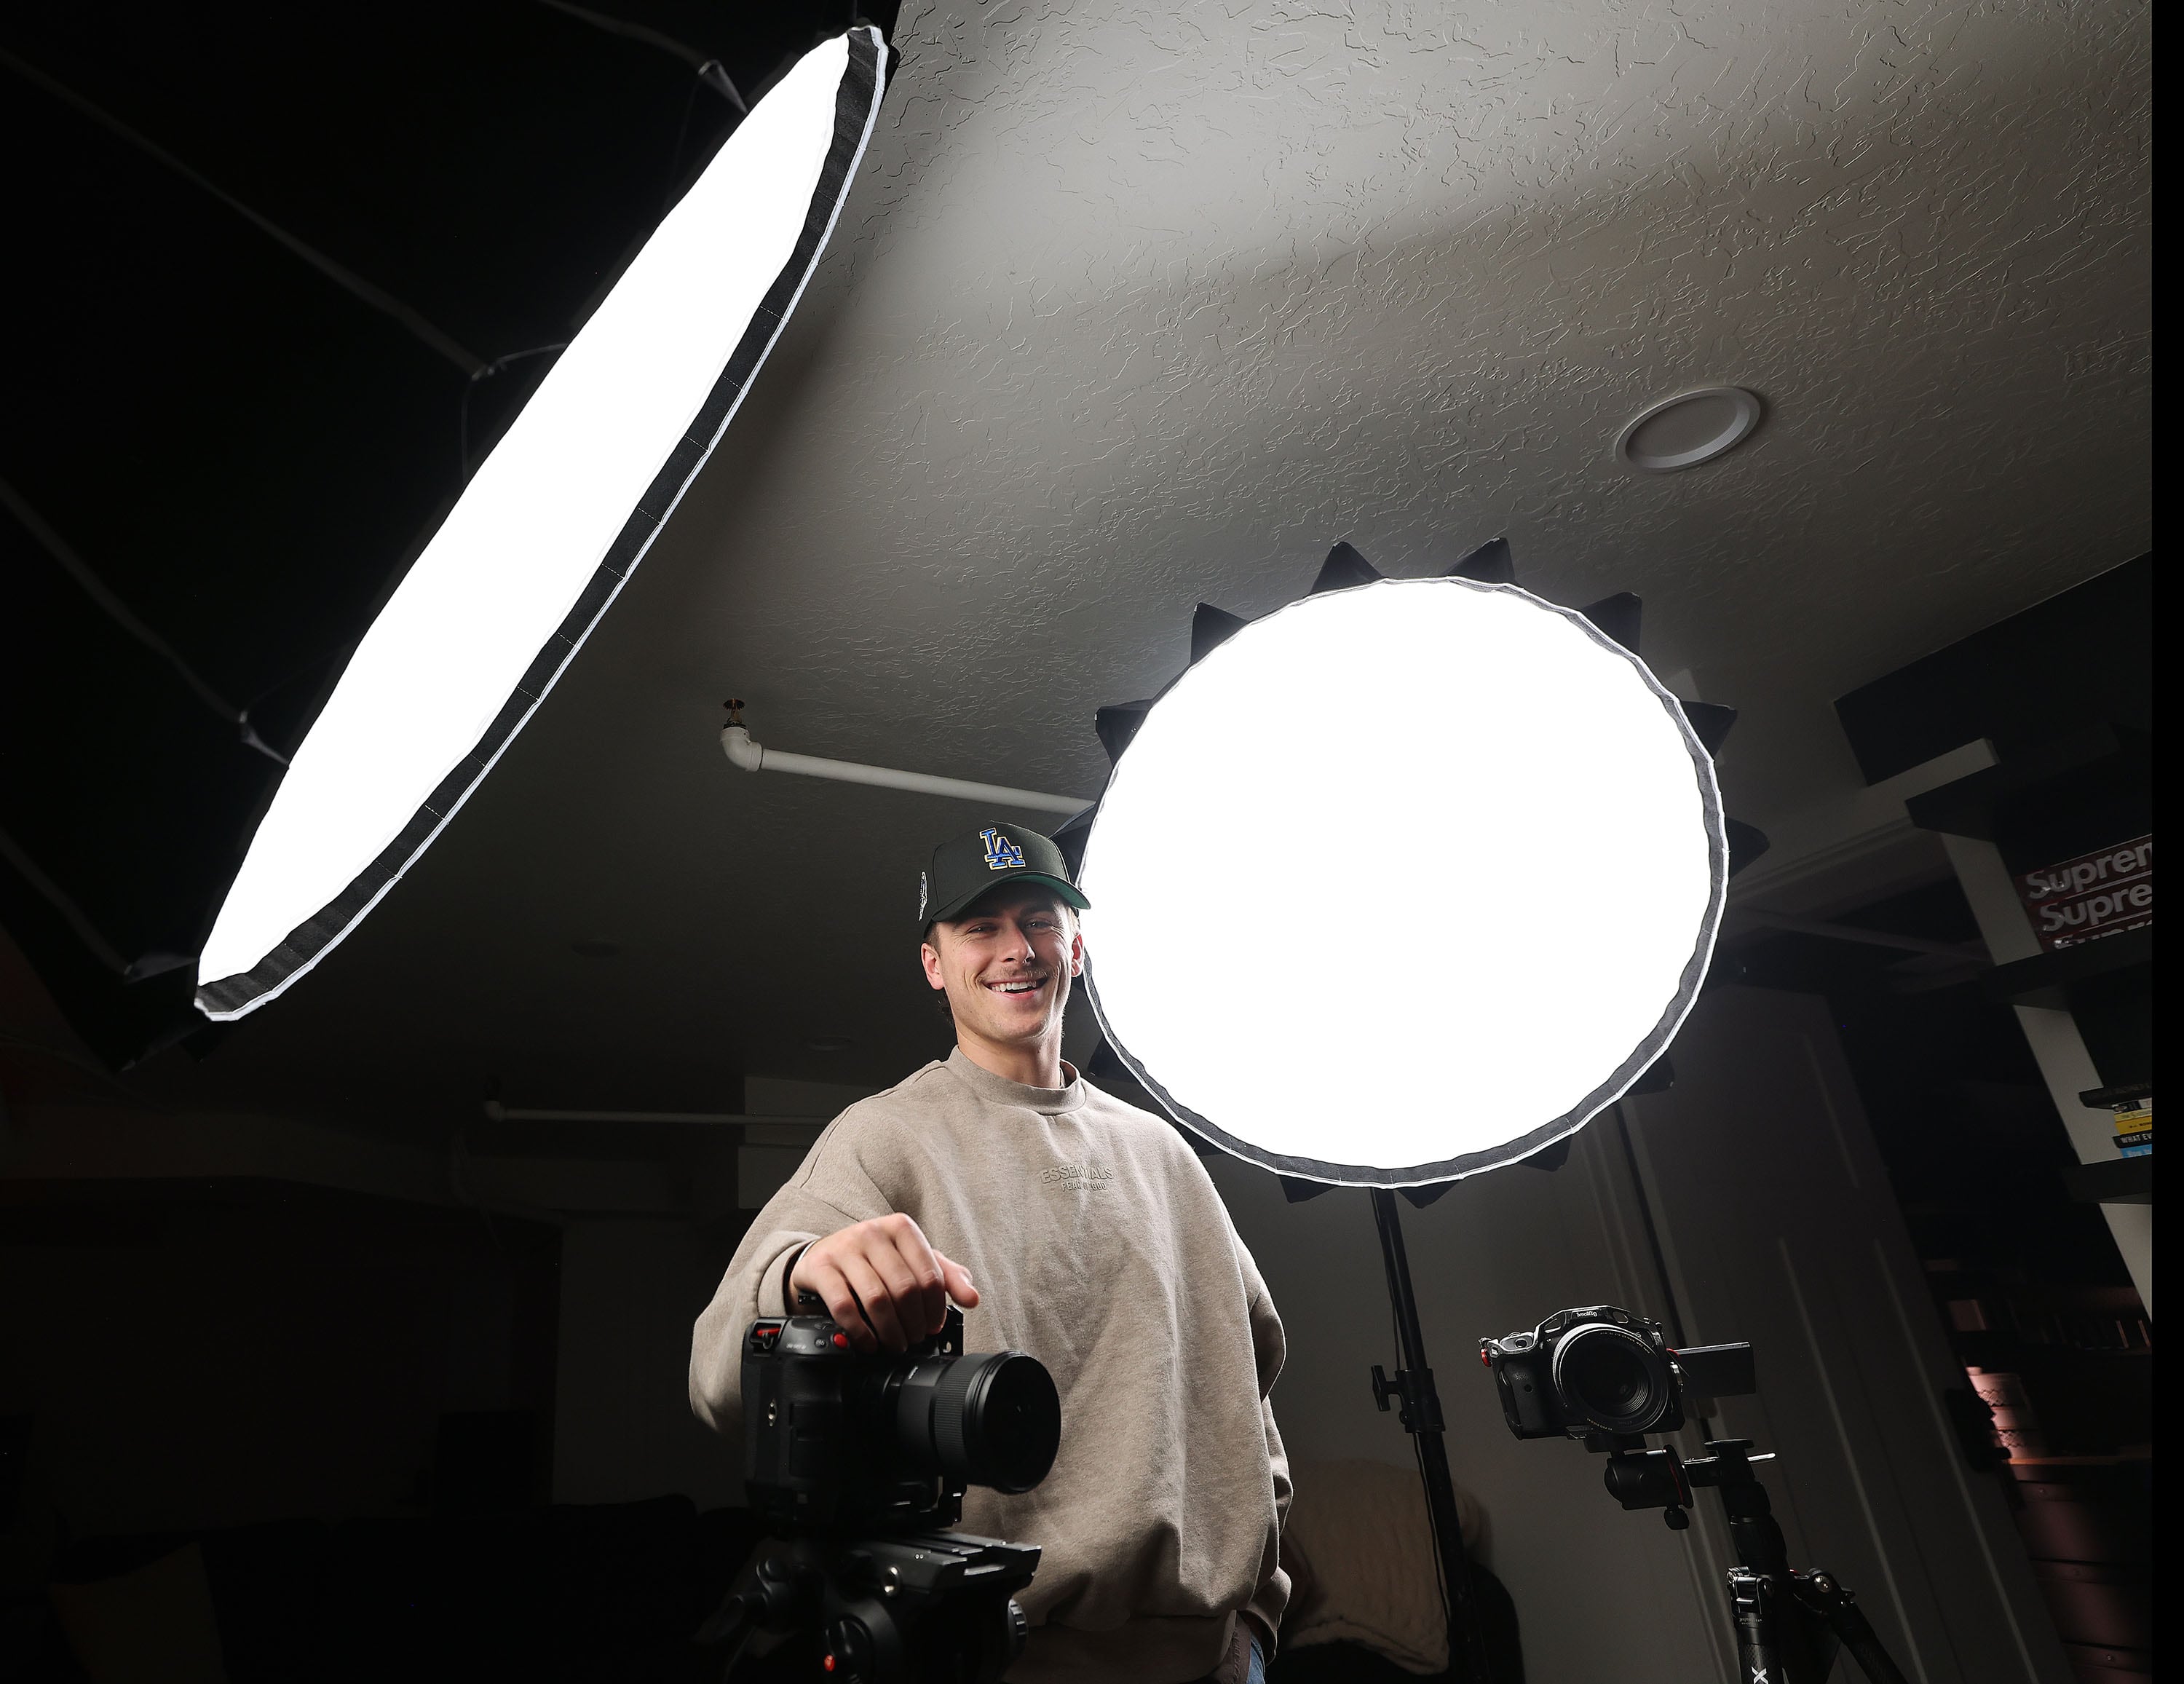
[1594,1432,1779,1537]
[699,1527,1040,1684]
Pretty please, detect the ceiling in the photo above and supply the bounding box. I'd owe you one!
[3,0,2151,1139]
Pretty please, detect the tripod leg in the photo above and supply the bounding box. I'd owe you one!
[1726,1568,1793,1684]
[1793,1571,1910,1684]
[716,1625,758,1682]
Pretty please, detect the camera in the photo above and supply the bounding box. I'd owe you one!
[1481,1305,1753,1441]
[742,1300,1062,1531]
[1474,1311,1908,1684]
[702,1302,1061,1683]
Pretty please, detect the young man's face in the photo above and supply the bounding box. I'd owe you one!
[920,885,1083,1053]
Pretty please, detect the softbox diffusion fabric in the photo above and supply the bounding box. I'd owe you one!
[1077,577,1728,1186]
[195,27,888,1021]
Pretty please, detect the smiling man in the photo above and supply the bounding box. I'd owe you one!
[690,821,1289,1684]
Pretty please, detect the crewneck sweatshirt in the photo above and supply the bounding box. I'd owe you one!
[689,1048,1291,1684]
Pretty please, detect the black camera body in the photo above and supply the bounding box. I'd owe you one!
[1481,1305,1754,1442]
[742,1302,1061,1534]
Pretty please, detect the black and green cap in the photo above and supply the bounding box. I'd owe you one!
[918,823,1091,928]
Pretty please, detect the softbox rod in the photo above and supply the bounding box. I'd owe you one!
[1369,1187,1492,1684]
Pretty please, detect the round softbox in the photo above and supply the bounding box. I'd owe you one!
[1077,577,1726,1185]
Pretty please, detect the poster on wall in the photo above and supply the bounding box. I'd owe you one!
[2016,835,2153,951]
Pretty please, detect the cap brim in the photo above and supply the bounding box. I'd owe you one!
[924,873,1091,927]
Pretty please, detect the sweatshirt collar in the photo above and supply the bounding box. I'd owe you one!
[943,1045,1085,1115]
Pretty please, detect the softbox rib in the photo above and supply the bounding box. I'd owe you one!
[196,26,889,1020]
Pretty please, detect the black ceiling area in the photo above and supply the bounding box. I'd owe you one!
[0,2,898,1068]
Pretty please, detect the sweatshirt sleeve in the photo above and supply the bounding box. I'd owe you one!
[1237,1241,1293,1654]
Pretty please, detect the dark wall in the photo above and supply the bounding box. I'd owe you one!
[0,1181,557,1560]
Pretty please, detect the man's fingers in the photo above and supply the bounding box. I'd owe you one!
[935,1251,981,1309]
[866,1246,925,1332]
[883,1229,953,1335]
[874,1237,945,1340]
[841,1254,908,1351]
[874,1213,949,1335]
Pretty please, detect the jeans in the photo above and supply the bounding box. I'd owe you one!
[1195,1629,1265,1684]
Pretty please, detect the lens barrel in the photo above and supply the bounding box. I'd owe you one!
[1551,1321,1672,1434]
[892,1350,1061,1494]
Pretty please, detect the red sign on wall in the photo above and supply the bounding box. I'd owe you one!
[2017,835,2153,952]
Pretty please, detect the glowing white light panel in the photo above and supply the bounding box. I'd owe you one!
[1078,578,1724,1182]
[198,29,885,1019]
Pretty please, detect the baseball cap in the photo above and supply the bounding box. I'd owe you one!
[919,823,1091,928]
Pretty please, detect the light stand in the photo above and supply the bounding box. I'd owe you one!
[1366,1190,1495,1684]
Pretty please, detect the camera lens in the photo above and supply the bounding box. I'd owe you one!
[891,1350,1061,1495]
[935,1353,1061,1493]
[1551,1323,1671,1434]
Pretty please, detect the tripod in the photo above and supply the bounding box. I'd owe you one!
[1605,1436,1910,1684]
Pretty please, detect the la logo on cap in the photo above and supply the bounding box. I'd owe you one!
[981,828,1026,871]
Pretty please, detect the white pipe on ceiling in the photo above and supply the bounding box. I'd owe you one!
[719,723,1090,816]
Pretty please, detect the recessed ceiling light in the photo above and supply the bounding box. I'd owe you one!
[1614,386,1763,474]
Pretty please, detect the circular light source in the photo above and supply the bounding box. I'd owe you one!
[194,28,890,1021]
[1077,578,1725,1185]
[1614,386,1762,473]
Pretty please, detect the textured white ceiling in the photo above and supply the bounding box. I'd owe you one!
[140,0,2150,1126]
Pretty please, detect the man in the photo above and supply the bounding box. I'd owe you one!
[691,822,1289,1684]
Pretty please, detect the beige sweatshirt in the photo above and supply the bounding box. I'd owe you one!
[689,1049,1291,1684]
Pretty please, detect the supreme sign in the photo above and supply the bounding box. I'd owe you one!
[2017,835,2153,951]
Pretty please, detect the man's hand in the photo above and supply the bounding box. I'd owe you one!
[789,1213,980,1353]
